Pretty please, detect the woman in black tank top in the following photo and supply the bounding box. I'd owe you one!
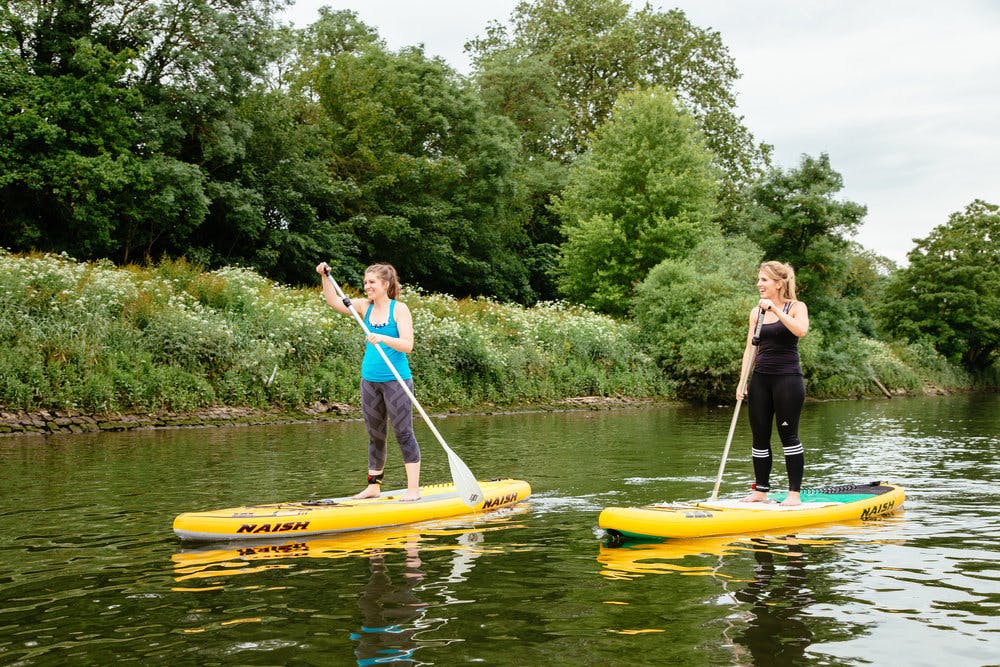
[735,261,810,505]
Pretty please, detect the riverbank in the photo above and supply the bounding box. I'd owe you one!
[0,396,680,437]
[1,253,674,419]
[1,253,983,434]
[2,386,969,438]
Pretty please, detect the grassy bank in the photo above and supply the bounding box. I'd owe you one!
[0,252,977,421]
[0,251,671,415]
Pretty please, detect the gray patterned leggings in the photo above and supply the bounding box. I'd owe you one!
[361,378,421,470]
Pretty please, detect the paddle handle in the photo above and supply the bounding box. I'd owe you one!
[709,308,767,501]
[710,398,743,501]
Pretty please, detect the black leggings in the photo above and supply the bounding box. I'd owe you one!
[361,379,421,471]
[747,373,805,492]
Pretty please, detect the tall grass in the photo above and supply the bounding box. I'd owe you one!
[0,251,670,414]
[801,334,972,398]
[0,251,975,416]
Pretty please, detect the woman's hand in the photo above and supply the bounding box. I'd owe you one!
[316,261,330,276]
[758,298,776,312]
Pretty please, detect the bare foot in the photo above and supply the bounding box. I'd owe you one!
[352,484,381,499]
[780,492,801,506]
[399,492,421,502]
[740,491,769,503]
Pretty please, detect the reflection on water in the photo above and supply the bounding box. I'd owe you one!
[349,531,487,666]
[727,539,813,666]
[353,544,428,665]
[596,521,898,580]
[171,517,519,586]
[598,519,913,665]
[170,514,517,665]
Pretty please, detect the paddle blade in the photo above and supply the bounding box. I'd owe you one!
[443,445,483,507]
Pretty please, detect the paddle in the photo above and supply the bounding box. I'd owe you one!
[709,307,766,501]
[323,269,484,507]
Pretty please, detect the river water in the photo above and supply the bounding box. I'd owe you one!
[0,394,997,665]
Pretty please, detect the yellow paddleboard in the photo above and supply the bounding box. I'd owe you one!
[174,478,530,541]
[599,481,904,541]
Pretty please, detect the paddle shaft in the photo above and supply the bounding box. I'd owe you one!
[709,308,767,501]
[323,270,482,504]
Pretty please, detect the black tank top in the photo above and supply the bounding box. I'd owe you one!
[754,302,802,376]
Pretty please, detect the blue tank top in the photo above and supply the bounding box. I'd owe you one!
[753,302,802,376]
[361,300,412,382]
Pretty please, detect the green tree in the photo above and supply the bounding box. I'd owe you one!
[740,153,867,339]
[467,0,769,298]
[468,0,770,199]
[0,2,145,258]
[841,242,895,338]
[633,235,762,402]
[281,7,380,96]
[0,0,288,265]
[314,41,533,300]
[472,50,568,300]
[553,86,718,315]
[132,0,290,265]
[194,88,357,286]
[878,200,1000,371]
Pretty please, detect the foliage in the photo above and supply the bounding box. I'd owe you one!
[0,4,542,300]
[193,87,355,286]
[630,234,964,402]
[0,22,145,258]
[0,0,289,266]
[0,252,668,413]
[467,0,770,192]
[739,153,868,340]
[888,340,971,390]
[313,36,534,301]
[840,242,896,338]
[632,235,762,402]
[554,87,718,315]
[877,200,1000,371]
[468,0,771,297]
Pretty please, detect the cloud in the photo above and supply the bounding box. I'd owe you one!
[677,0,1000,262]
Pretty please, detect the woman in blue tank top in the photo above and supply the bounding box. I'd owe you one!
[736,261,810,505]
[316,262,422,501]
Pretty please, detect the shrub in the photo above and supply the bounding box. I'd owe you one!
[0,252,671,413]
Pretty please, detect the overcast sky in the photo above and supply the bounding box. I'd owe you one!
[281,1,1000,265]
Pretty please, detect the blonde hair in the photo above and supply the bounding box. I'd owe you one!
[365,264,402,300]
[759,261,797,301]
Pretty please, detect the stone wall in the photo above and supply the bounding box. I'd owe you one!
[0,402,358,437]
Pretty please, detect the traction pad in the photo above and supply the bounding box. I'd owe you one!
[808,481,892,495]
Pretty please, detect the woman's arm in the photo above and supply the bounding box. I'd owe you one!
[757,298,809,337]
[366,301,414,353]
[316,262,367,315]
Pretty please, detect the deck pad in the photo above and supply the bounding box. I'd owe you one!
[699,499,841,511]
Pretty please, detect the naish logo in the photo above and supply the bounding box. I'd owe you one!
[238,543,308,557]
[860,499,896,520]
[236,521,310,534]
[482,491,520,509]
